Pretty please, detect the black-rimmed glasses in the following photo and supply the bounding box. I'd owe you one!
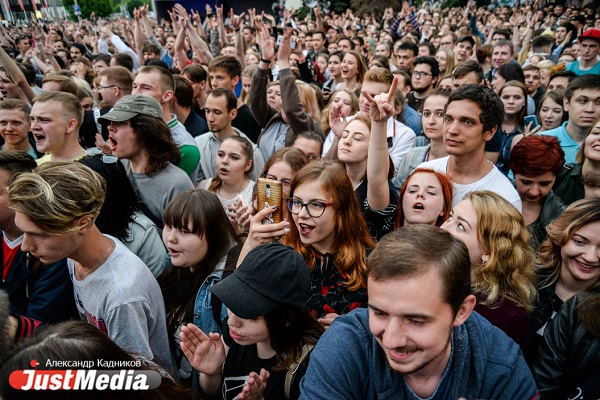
[286,198,333,218]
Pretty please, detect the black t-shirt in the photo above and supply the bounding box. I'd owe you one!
[484,128,502,152]
[221,319,304,400]
[407,92,425,114]
[233,104,262,144]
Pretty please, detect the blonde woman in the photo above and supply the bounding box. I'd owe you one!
[435,48,456,77]
[442,190,537,354]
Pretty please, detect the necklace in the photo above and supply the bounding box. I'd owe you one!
[75,241,115,279]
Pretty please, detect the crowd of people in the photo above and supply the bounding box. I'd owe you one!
[0,0,599,398]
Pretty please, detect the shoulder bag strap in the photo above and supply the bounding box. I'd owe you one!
[284,343,315,399]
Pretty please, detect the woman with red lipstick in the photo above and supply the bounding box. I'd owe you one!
[282,160,376,324]
[508,135,566,250]
[180,243,323,400]
[201,136,255,218]
[530,198,600,362]
[158,189,242,387]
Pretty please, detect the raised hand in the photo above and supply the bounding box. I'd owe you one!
[230,9,246,30]
[174,3,189,21]
[328,103,349,139]
[237,369,269,400]
[180,323,226,376]
[259,25,274,61]
[362,76,398,123]
[276,28,294,66]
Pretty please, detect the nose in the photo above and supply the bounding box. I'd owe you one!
[21,234,34,253]
[529,185,540,197]
[380,319,408,349]
[445,119,459,134]
[297,203,311,218]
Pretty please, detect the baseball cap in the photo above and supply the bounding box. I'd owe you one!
[97,94,162,124]
[578,28,600,45]
[209,243,311,319]
[457,35,475,47]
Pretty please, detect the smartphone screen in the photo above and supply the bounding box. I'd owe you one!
[524,115,539,129]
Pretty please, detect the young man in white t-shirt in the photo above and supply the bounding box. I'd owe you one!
[419,84,521,210]
[9,162,173,372]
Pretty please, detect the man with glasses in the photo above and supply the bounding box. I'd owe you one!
[95,66,133,142]
[439,32,457,50]
[407,57,439,113]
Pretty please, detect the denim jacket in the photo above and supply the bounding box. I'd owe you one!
[192,258,228,335]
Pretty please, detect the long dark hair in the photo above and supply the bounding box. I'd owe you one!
[157,189,241,332]
[264,305,324,370]
[0,321,198,400]
[130,114,181,176]
[78,156,140,241]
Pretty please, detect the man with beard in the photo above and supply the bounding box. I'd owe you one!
[300,226,538,399]
[406,57,439,113]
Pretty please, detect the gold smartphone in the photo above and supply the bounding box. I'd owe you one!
[256,178,283,224]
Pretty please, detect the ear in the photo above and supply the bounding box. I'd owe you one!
[481,253,490,263]
[199,80,207,90]
[563,97,570,113]
[452,294,476,327]
[245,158,253,173]
[483,125,497,142]
[163,89,174,104]
[230,107,238,120]
[75,216,94,234]
[65,118,79,135]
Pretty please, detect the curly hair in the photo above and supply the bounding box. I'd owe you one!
[282,160,375,290]
[538,198,600,292]
[465,191,537,312]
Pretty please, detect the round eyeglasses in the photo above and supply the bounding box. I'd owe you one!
[86,147,118,164]
[286,198,333,218]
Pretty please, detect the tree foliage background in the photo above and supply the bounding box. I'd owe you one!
[61,0,113,19]
[350,0,399,16]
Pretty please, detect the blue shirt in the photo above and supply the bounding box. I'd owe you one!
[541,121,580,163]
[566,59,600,76]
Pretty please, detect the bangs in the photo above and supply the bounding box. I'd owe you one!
[162,192,207,236]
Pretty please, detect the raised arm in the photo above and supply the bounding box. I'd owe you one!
[0,45,35,103]
[364,77,398,210]
[230,9,247,67]
[249,26,278,127]
[174,18,191,68]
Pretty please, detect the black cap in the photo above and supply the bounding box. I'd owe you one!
[457,35,475,47]
[209,243,310,319]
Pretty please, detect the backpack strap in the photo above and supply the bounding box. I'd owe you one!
[284,344,315,399]
[211,245,242,327]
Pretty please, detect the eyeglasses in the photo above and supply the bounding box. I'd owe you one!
[86,147,118,164]
[97,85,119,90]
[413,71,432,78]
[261,173,291,187]
[286,198,333,218]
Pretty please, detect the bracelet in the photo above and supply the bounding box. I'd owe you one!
[369,144,386,150]
[260,58,272,64]
[234,27,241,32]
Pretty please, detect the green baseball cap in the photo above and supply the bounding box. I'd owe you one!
[98,94,162,124]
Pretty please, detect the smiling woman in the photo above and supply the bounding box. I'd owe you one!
[530,198,600,363]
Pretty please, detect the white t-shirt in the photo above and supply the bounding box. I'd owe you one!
[418,156,522,212]
[68,236,173,372]
[322,116,416,171]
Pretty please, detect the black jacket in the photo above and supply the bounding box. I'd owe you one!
[533,292,600,399]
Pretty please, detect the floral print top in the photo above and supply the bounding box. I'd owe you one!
[307,250,368,319]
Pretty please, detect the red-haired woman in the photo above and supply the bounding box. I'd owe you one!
[395,168,453,228]
[238,160,375,328]
[509,135,566,250]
